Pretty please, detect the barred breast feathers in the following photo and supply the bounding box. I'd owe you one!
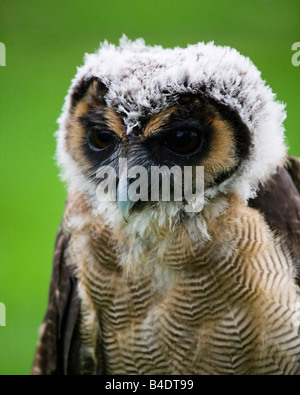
[62,190,300,374]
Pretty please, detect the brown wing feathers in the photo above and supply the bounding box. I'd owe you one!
[31,227,80,375]
[249,156,300,284]
[287,156,300,192]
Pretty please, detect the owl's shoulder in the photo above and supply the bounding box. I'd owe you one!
[249,156,300,284]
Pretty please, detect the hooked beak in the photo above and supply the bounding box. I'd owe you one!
[117,178,137,222]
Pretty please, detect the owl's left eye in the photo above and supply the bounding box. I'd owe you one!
[87,128,115,151]
[163,129,202,155]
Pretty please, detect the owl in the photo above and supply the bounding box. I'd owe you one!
[32,37,300,375]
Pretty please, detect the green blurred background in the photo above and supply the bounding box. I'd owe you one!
[0,0,299,375]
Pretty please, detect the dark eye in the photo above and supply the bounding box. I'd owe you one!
[163,129,202,155]
[87,128,115,151]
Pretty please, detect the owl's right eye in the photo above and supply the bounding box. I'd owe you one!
[87,128,115,151]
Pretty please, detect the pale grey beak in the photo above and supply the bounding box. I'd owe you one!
[117,178,137,222]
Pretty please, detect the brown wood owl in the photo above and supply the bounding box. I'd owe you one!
[32,37,300,375]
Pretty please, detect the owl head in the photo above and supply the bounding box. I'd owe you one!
[56,36,286,233]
